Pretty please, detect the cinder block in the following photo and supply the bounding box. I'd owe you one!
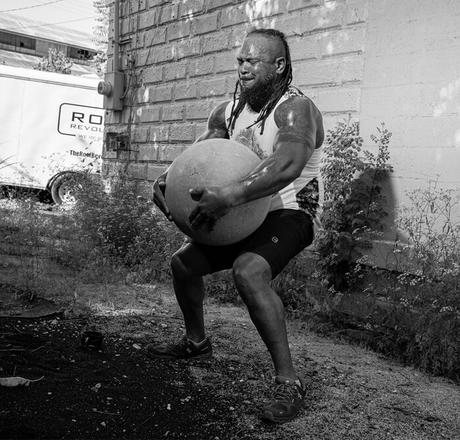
[136,105,162,123]
[169,123,196,141]
[194,122,209,138]
[202,30,231,54]
[132,126,150,143]
[152,84,173,102]
[142,65,163,83]
[288,35,319,61]
[158,144,189,161]
[167,20,191,41]
[229,23,248,48]
[318,26,365,57]
[138,144,158,161]
[120,17,136,35]
[135,30,145,48]
[174,80,199,100]
[294,54,364,86]
[185,101,213,120]
[175,37,202,59]
[316,87,361,113]
[144,27,167,46]
[146,164,168,181]
[152,45,176,63]
[159,3,179,24]
[224,75,238,94]
[215,51,237,75]
[164,60,188,81]
[137,85,154,103]
[189,55,215,77]
[138,0,147,11]
[150,125,170,142]
[275,5,342,37]
[127,162,148,180]
[221,4,248,28]
[179,0,204,17]
[192,12,219,35]
[138,9,157,29]
[162,104,185,121]
[197,77,227,97]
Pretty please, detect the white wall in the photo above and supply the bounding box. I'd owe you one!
[360,0,460,236]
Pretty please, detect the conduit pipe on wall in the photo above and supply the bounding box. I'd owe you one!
[97,0,124,111]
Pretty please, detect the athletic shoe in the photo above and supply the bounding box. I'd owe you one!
[261,375,306,423]
[144,336,212,360]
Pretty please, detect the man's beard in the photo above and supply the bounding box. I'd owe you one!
[239,74,278,113]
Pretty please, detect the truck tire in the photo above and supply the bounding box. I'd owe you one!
[49,172,84,205]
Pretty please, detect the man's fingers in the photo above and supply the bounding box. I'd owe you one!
[153,189,172,221]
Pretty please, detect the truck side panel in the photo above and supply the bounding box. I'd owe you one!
[0,66,104,190]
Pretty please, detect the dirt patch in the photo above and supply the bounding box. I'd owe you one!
[1,285,459,440]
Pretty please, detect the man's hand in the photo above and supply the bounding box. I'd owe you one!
[153,173,173,221]
[188,186,232,232]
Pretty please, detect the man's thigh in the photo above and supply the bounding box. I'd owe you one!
[238,209,314,278]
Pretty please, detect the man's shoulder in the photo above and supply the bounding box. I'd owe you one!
[275,87,322,124]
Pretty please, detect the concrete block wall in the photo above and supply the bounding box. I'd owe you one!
[359,0,460,243]
[103,0,369,197]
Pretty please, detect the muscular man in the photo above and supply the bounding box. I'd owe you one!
[149,28,324,423]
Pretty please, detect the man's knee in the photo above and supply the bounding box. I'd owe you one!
[232,253,271,298]
[171,245,211,280]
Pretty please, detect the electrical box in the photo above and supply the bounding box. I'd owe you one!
[97,72,125,111]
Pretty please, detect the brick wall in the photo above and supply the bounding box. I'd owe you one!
[103,0,368,197]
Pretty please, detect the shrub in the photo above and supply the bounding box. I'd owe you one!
[72,176,184,283]
[315,121,393,290]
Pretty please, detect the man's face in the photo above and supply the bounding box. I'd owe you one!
[236,35,281,93]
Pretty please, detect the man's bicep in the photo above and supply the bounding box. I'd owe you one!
[196,101,230,141]
[274,96,321,150]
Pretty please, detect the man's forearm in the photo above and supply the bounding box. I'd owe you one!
[225,154,299,208]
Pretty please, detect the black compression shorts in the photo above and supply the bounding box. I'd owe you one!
[191,209,314,279]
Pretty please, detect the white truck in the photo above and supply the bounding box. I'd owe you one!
[0,65,104,204]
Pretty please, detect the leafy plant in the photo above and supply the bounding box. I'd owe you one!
[73,175,184,282]
[34,49,73,74]
[391,183,460,310]
[315,121,393,290]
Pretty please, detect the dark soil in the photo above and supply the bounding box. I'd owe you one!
[0,314,249,440]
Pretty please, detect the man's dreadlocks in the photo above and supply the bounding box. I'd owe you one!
[228,28,293,136]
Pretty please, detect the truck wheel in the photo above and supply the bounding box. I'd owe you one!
[49,172,83,205]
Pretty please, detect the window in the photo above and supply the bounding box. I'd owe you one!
[67,46,96,60]
[0,31,36,51]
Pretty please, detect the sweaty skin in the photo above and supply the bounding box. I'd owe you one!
[188,96,323,231]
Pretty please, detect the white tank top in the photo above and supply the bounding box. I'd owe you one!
[224,87,323,231]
